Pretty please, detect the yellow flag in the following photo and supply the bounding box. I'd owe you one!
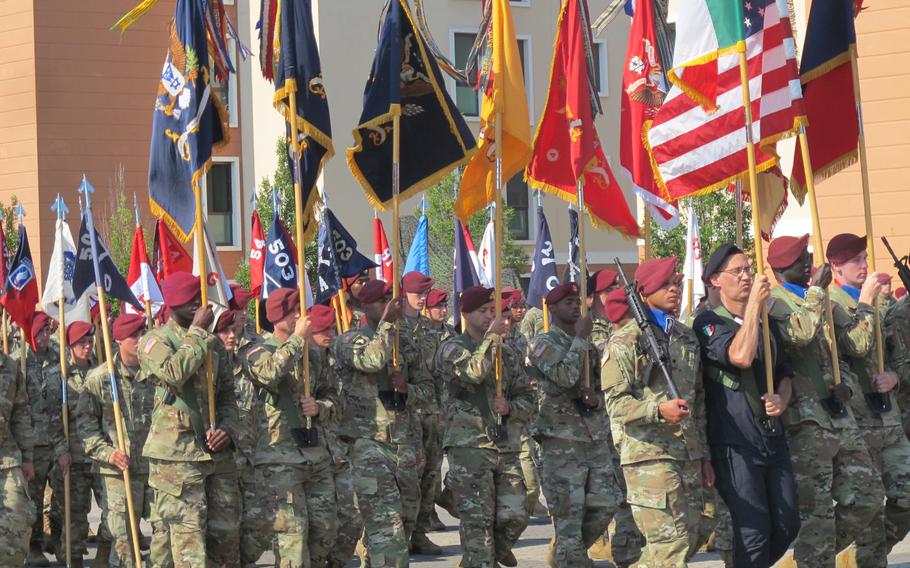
[454,0,531,222]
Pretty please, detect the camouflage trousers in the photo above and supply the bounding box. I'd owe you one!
[539,438,620,567]
[237,462,265,566]
[788,423,883,568]
[518,432,542,511]
[855,424,910,567]
[623,459,706,568]
[148,458,241,568]
[27,445,52,548]
[329,460,362,568]
[351,438,416,568]
[0,466,36,566]
[47,461,94,557]
[100,470,156,568]
[247,459,338,568]
[415,413,442,535]
[604,443,643,567]
[446,447,528,568]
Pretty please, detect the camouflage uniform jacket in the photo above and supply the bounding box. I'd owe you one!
[436,332,535,453]
[50,360,95,464]
[519,307,546,342]
[426,322,457,410]
[244,335,337,465]
[886,296,910,416]
[601,319,707,465]
[400,314,439,415]
[590,317,613,356]
[14,347,60,448]
[228,349,262,469]
[0,351,34,469]
[528,325,609,443]
[138,319,239,462]
[830,285,902,428]
[770,285,862,431]
[77,356,155,476]
[331,321,433,446]
[506,326,529,360]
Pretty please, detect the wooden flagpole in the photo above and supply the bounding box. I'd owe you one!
[392,105,402,371]
[493,111,505,426]
[192,183,217,427]
[735,178,744,249]
[52,196,72,568]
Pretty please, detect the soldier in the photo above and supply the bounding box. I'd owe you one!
[587,271,642,568]
[228,284,259,347]
[826,233,910,566]
[0,315,36,567]
[344,270,371,329]
[243,292,339,567]
[886,282,910,440]
[138,272,241,567]
[506,289,528,331]
[331,279,420,566]
[77,314,157,568]
[766,235,884,567]
[603,258,711,567]
[48,321,98,567]
[436,285,533,567]
[694,244,800,567]
[15,311,60,567]
[529,282,619,567]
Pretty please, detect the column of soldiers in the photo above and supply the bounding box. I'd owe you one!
[5,230,910,567]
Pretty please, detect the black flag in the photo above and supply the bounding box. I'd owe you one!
[73,211,142,311]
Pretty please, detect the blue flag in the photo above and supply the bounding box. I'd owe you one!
[316,209,377,305]
[72,211,142,312]
[453,219,481,331]
[261,209,299,299]
[148,0,229,241]
[403,214,429,276]
[527,206,559,309]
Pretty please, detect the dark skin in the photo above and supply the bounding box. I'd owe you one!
[364,297,406,393]
[549,294,599,409]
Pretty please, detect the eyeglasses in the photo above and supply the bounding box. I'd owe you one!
[720,265,755,278]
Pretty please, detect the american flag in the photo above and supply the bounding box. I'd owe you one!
[646,0,804,201]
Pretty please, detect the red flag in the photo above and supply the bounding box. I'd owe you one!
[373,217,393,282]
[126,226,164,316]
[249,211,266,295]
[526,0,639,237]
[619,0,677,227]
[0,225,39,347]
[152,218,192,283]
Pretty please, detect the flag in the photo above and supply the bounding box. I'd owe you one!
[646,0,805,201]
[737,167,789,239]
[192,222,234,327]
[147,0,231,241]
[261,209,299,298]
[462,222,485,286]
[454,0,530,221]
[249,210,266,295]
[619,0,679,228]
[477,218,495,288]
[42,215,91,323]
[561,207,588,284]
[526,206,559,309]
[453,218,482,331]
[152,219,193,283]
[268,0,334,240]
[680,204,705,316]
[403,214,429,276]
[525,0,639,237]
[125,226,164,318]
[789,0,859,203]
[373,217,394,281]
[348,0,475,209]
[316,210,377,305]
[73,212,143,313]
[1,225,39,345]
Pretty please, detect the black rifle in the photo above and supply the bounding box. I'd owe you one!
[883,237,910,292]
[614,258,685,406]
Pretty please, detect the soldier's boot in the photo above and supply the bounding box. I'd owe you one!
[86,525,96,544]
[588,534,614,561]
[27,544,50,567]
[140,534,152,551]
[496,550,518,567]
[720,550,735,568]
[427,510,446,532]
[531,499,549,518]
[94,540,112,568]
[836,545,858,568]
[545,536,557,568]
[356,539,370,568]
[70,555,84,568]
[436,488,459,519]
[409,531,443,556]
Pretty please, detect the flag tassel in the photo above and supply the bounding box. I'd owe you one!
[193,182,217,429]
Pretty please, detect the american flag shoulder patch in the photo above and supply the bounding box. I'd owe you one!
[142,338,158,354]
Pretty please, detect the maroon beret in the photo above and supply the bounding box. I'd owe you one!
[357,279,389,305]
[826,233,867,265]
[605,289,631,323]
[229,284,254,310]
[112,314,146,341]
[308,305,336,334]
[161,272,201,307]
[896,287,907,300]
[591,269,620,294]
[426,289,448,308]
[342,271,369,291]
[635,257,679,296]
[504,289,525,309]
[66,321,95,347]
[265,288,300,324]
[545,282,579,306]
[31,311,51,338]
[214,311,236,333]
[460,286,494,313]
[402,272,435,294]
[767,234,810,270]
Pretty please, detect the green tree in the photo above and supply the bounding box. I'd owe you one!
[650,190,754,261]
[0,196,19,258]
[101,165,136,279]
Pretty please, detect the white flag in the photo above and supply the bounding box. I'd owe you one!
[478,220,495,288]
[681,204,705,317]
[42,219,91,323]
[193,223,233,330]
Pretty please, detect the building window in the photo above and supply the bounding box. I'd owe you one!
[211,38,238,127]
[592,40,608,96]
[506,174,530,241]
[206,159,240,248]
[451,33,531,117]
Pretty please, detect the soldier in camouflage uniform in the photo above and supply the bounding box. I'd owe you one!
[587,271,642,568]
[15,311,60,567]
[529,282,620,567]
[886,290,910,440]
[436,286,533,567]
[138,272,241,567]
[765,235,884,567]
[826,233,910,566]
[243,293,339,567]
[343,270,371,329]
[77,314,158,568]
[399,272,444,555]
[331,279,429,567]
[0,320,36,567]
[603,258,711,568]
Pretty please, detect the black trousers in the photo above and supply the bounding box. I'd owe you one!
[712,444,801,568]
